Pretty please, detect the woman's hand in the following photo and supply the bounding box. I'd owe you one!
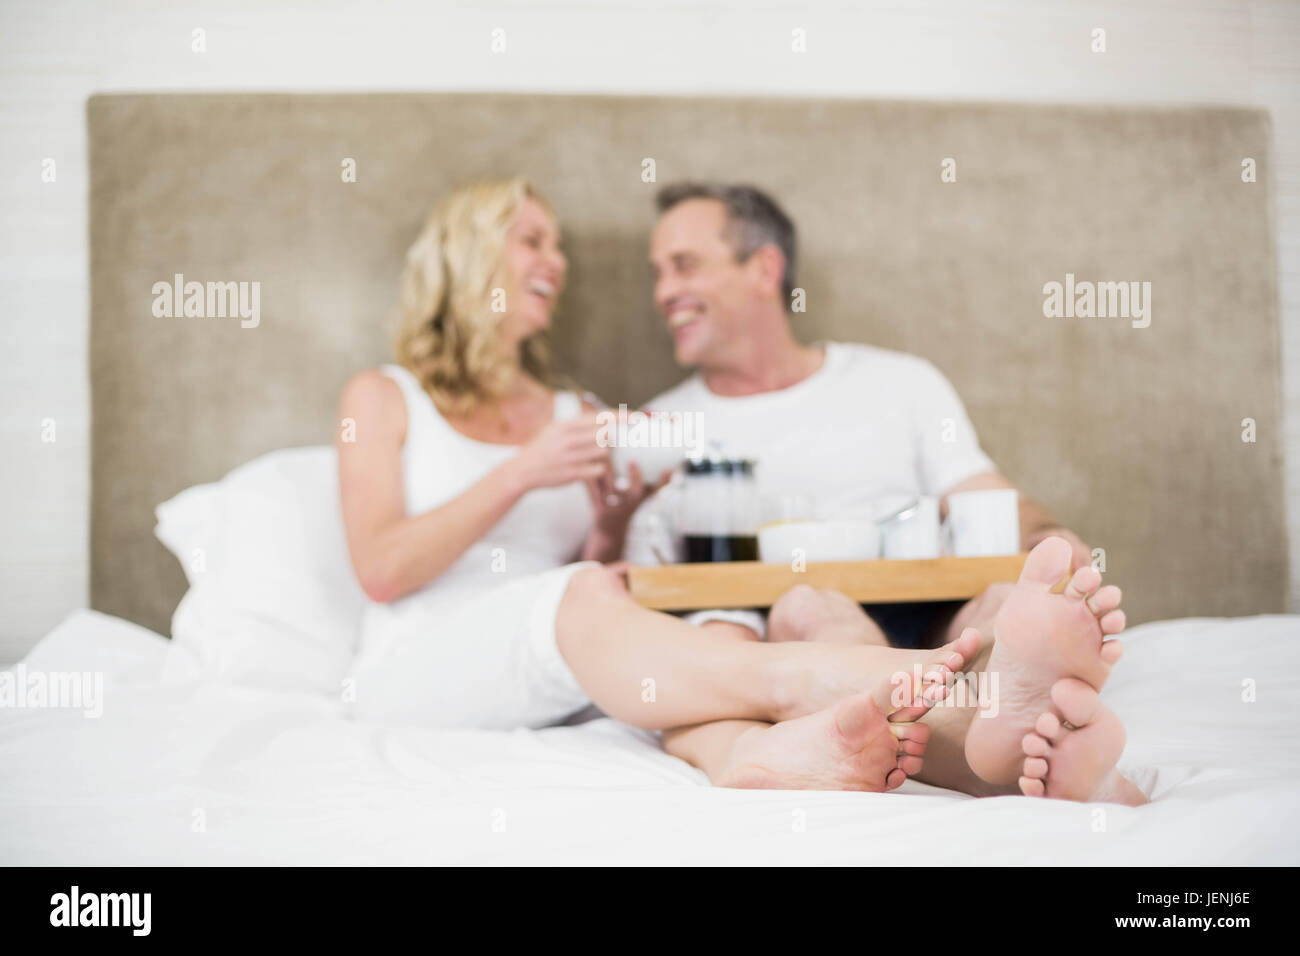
[503,413,611,493]
[582,461,673,562]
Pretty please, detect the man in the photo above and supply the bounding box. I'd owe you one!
[630,182,1143,803]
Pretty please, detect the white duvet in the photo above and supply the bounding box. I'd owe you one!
[2,609,1298,865]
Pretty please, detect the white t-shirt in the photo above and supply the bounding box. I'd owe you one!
[626,341,995,563]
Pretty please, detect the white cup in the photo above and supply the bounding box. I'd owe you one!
[758,519,880,564]
[590,400,693,489]
[945,489,1020,556]
[878,496,941,559]
[611,443,685,488]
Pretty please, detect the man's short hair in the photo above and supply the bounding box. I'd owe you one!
[655,182,797,303]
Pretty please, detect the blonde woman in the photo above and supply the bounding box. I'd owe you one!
[340,177,995,795]
[340,178,653,730]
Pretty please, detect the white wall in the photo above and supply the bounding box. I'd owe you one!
[2,0,1298,663]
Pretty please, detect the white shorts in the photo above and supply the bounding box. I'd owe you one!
[346,562,596,730]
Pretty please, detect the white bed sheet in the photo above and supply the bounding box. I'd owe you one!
[2,608,1298,865]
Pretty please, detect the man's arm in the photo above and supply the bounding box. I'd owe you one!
[940,471,1092,571]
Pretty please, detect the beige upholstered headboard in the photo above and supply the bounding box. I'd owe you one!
[88,92,1286,635]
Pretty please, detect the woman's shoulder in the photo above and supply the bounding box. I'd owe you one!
[338,367,410,442]
[341,366,406,406]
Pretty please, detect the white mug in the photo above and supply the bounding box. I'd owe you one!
[878,496,941,560]
[945,489,1020,557]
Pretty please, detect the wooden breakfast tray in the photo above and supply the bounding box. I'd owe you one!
[626,554,1028,610]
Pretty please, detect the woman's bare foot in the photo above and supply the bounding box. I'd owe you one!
[768,585,889,645]
[717,684,932,791]
[964,536,1127,786]
[773,625,983,723]
[1019,678,1147,806]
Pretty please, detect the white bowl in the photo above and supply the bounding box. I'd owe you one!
[758,519,880,564]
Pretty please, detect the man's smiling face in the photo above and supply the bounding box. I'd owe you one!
[650,198,763,368]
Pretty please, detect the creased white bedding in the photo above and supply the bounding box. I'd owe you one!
[2,609,1298,865]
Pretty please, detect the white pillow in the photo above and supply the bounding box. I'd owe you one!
[155,446,367,695]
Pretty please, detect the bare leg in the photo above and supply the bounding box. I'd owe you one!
[660,621,770,782]
[554,565,970,729]
[767,586,890,646]
[768,581,1009,654]
[554,547,1137,801]
[554,572,978,791]
[554,566,790,728]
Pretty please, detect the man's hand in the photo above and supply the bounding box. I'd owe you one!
[1025,525,1093,572]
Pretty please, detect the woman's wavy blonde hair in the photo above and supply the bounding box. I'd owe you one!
[395,177,565,415]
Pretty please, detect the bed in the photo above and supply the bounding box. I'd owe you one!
[3,608,1297,865]
[3,92,1293,866]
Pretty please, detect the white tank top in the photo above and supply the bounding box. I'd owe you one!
[363,363,594,621]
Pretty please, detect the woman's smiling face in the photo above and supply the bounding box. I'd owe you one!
[499,197,568,346]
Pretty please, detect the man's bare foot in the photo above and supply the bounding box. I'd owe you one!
[964,536,1126,786]
[943,582,1012,650]
[717,683,932,791]
[1019,678,1147,806]
[768,585,888,645]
